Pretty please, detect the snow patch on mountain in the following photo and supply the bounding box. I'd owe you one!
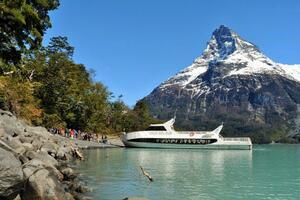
[225,50,283,76]
[280,64,300,82]
[159,60,208,89]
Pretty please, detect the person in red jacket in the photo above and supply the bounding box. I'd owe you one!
[70,129,74,139]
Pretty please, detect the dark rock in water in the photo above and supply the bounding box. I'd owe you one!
[68,181,91,193]
[0,147,24,200]
[123,197,149,200]
[71,192,93,200]
[60,167,76,180]
[80,197,93,200]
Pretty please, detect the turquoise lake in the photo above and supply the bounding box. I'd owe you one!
[75,145,300,200]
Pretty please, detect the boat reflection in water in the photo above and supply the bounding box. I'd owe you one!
[122,118,252,150]
[133,148,253,179]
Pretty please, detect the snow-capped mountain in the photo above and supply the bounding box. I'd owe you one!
[143,25,300,143]
[160,25,300,90]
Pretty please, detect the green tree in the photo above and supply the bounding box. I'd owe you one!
[84,83,111,133]
[133,100,152,127]
[0,76,42,124]
[32,37,111,132]
[109,97,128,132]
[0,0,60,65]
[121,100,161,132]
[37,53,91,128]
[45,36,74,58]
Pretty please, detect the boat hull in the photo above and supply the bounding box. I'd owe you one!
[122,140,252,150]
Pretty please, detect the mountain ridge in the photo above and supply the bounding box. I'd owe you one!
[159,25,300,91]
[143,25,300,143]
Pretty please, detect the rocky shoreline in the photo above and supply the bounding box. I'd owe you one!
[0,110,93,200]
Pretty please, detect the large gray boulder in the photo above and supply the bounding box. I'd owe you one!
[60,167,76,180]
[2,136,25,155]
[21,168,74,200]
[34,151,59,167]
[40,141,58,155]
[0,110,87,199]
[0,111,25,137]
[22,159,63,182]
[56,146,71,160]
[0,147,24,200]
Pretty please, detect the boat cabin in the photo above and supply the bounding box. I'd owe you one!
[145,125,167,131]
[145,118,175,132]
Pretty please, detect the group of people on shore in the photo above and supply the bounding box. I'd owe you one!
[48,127,108,143]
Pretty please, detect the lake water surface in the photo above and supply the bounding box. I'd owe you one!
[76,145,300,200]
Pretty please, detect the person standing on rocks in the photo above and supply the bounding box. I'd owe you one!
[74,129,78,138]
[70,129,74,139]
[65,128,70,138]
[60,128,65,137]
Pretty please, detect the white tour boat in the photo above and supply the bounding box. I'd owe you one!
[121,118,252,150]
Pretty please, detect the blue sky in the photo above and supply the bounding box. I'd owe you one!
[44,0,300,106]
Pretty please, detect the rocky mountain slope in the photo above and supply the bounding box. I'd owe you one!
[143,25,300,143]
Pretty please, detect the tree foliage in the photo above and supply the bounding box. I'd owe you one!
[45,36,74,58]
[0,0,60,65]
[0,1,160,135]
[0,76,42,123]
[0,35,157,135]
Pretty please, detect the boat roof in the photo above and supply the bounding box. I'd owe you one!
[149,118,175,127]
[149,118,223,135]
[148,118,175,131]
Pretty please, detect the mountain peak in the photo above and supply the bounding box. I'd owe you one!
[201,25,257,61]
[159,25,300,90]
[212,25,233,38]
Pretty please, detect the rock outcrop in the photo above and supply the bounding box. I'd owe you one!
[0,147,24,200]
[0,110,90,200]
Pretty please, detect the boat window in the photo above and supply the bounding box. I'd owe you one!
[129,138,218,144]
[145,126,167,131]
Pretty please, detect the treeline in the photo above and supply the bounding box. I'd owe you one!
[0,0,159,134]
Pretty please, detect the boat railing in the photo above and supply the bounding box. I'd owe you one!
[222,137,251,142]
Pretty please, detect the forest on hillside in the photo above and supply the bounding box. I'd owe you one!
[0,0,159,135]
